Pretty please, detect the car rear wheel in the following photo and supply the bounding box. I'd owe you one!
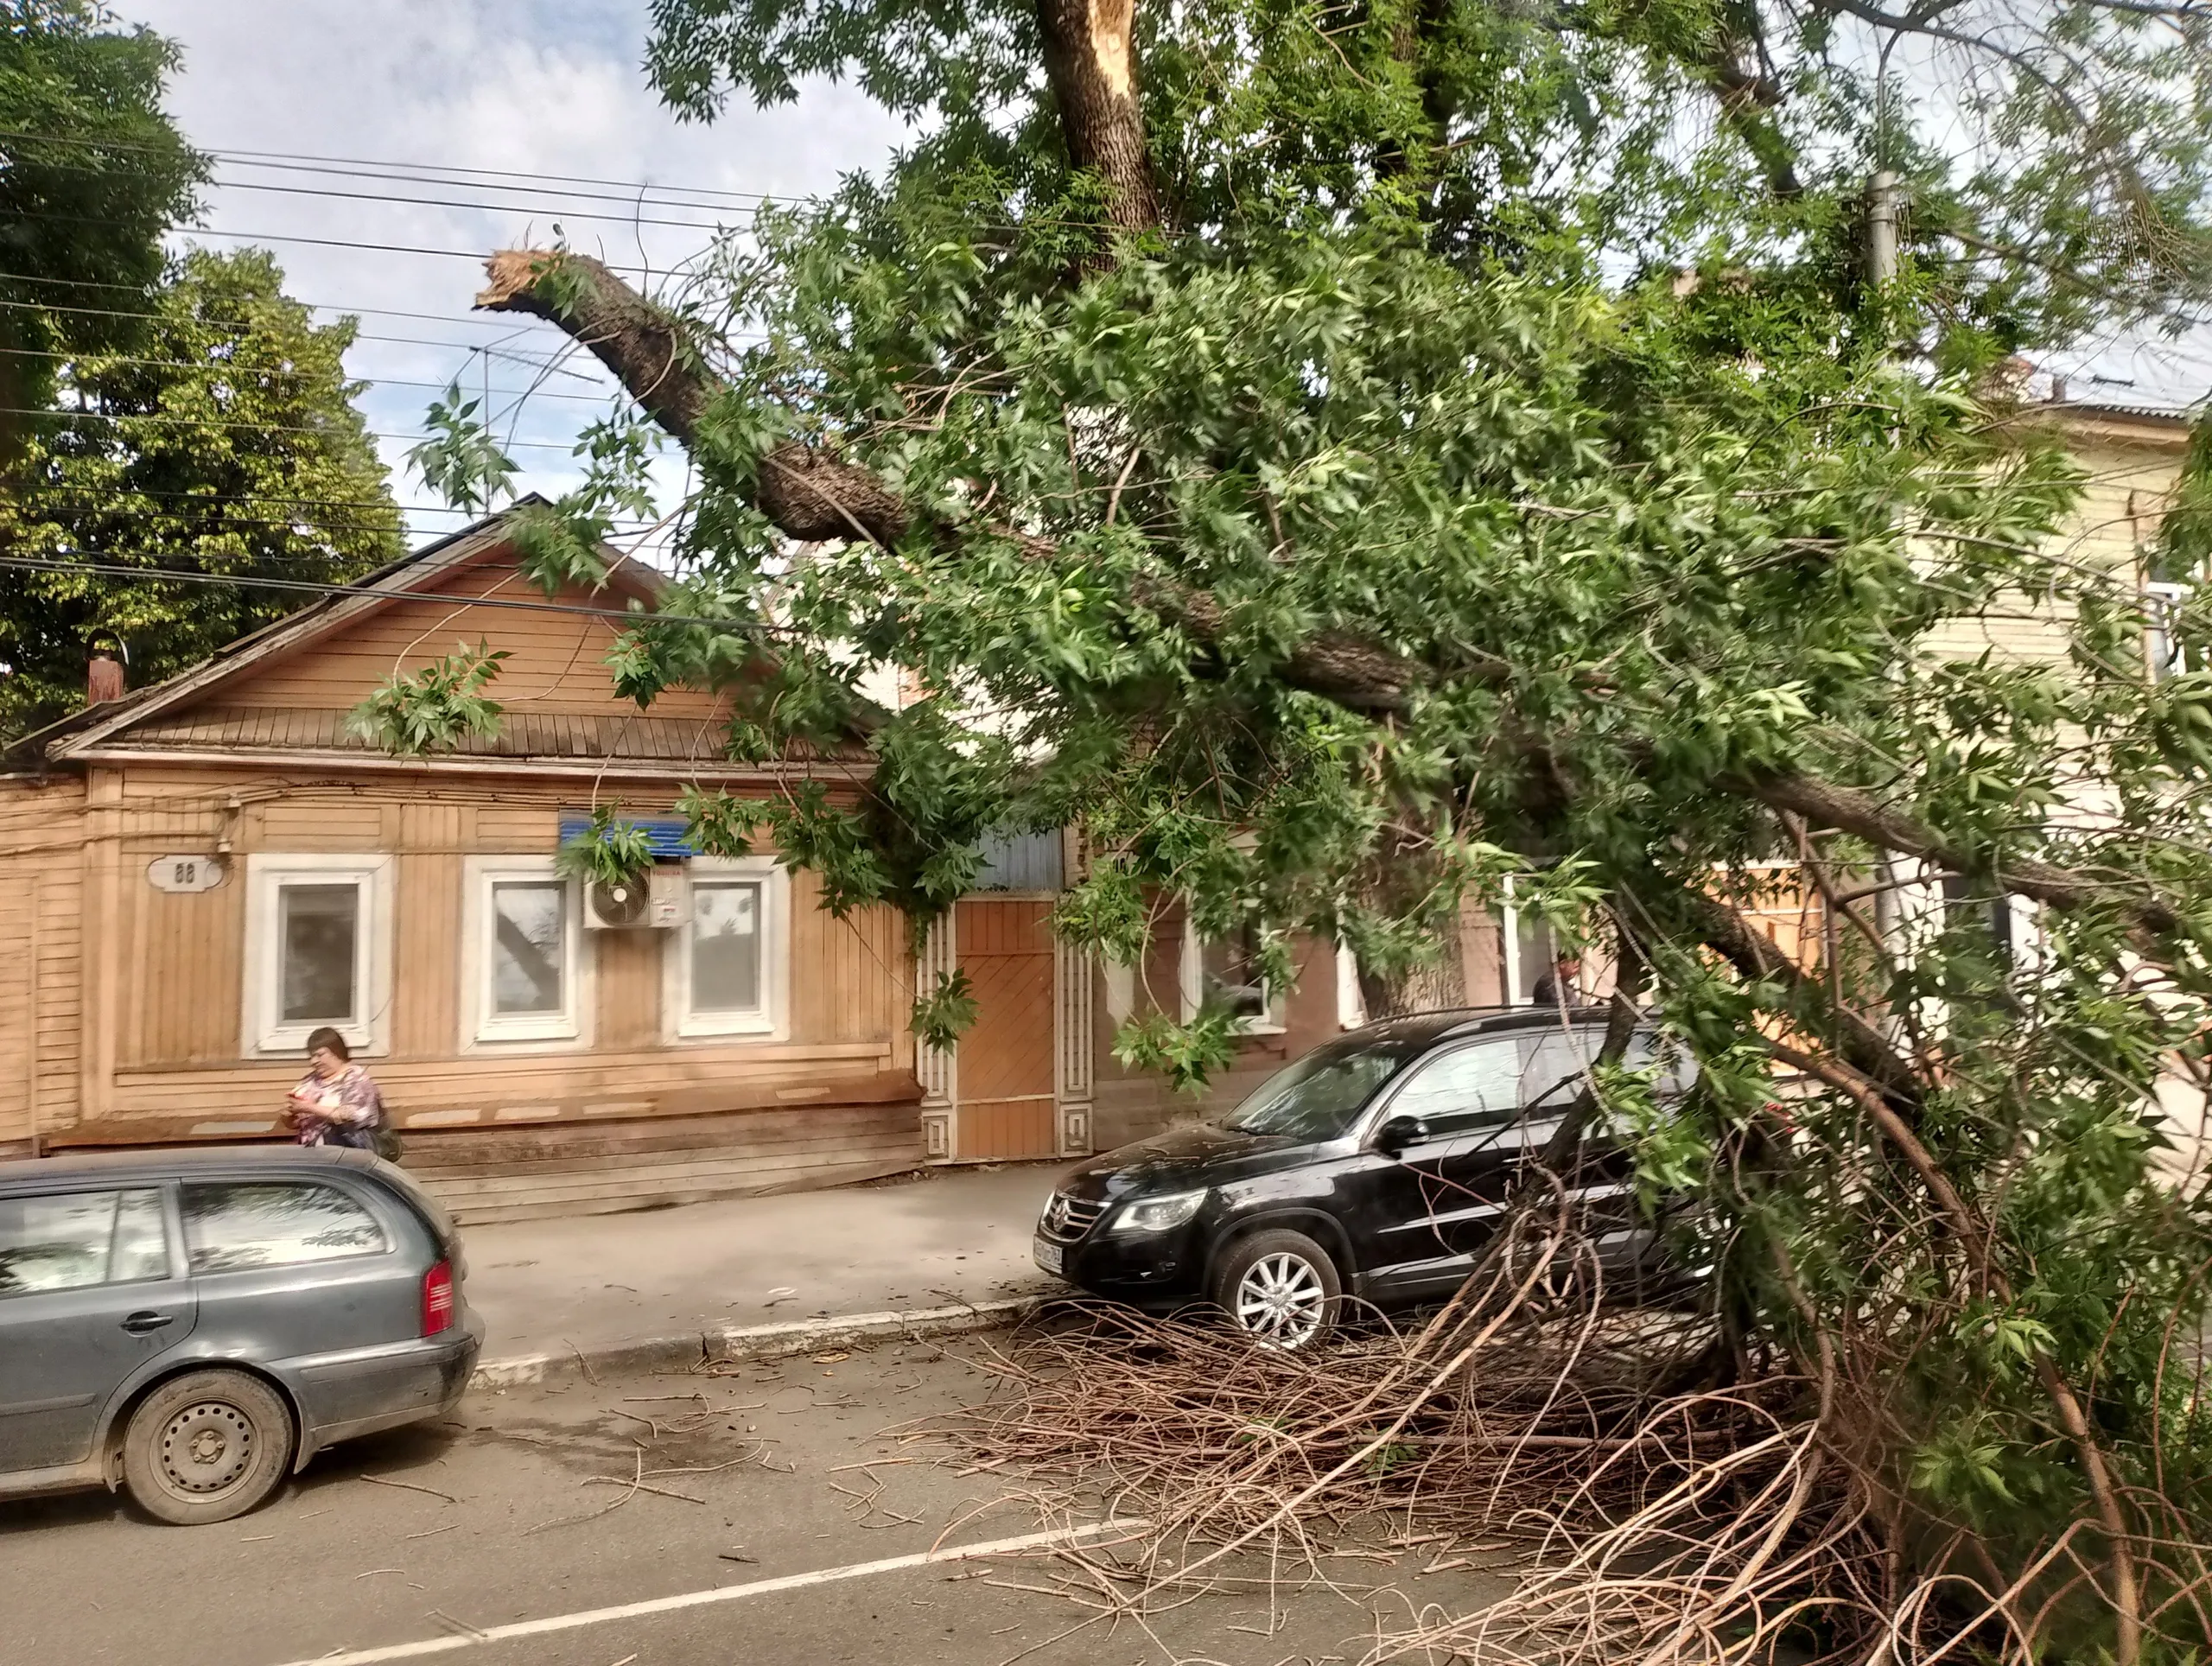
[122,1369,293,1525]
[1211,1228,1342,1351]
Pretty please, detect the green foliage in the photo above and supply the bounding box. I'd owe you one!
[0,2,205,450]
[676,785,760,859]
[3,247,403,738]
[910,968,979,1052]
[554,803,658,891]
[347,639,508,756]
[1113,1007,1244,1097]
[404,382,518,516]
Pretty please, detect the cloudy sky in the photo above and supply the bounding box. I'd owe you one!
[128,0,913,542]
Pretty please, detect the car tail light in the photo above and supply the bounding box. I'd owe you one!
[422,1259,454,1337]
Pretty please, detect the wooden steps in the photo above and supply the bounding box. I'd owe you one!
[399,1100,925,1225]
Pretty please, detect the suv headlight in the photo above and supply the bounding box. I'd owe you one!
[1111,1189,1207,1234]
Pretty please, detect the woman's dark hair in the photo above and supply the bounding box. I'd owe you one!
[305,1027,351,1061]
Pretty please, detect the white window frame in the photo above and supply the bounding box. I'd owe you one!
[1179,914,1287,1036]
[1335,943,1368,1031]
[1501,874,1579,1008]
[240,854,394,1059]
[460,856,591,1051]
[2145,579,2190,681]
[664,856,790,1042]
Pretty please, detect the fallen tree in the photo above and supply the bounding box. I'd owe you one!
[397,0,2212,1654]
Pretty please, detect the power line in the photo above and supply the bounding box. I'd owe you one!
[12,205,694,272]
[134,175,753,235]
[0,268,569,331]
[0,342,623,404]
[9,404,600,450]
[0,553,776,636]
[6,144,772,226]
[0,127,781,209]
[213,157,773,215]
[12,509,658,538]
[25,480,664,527]
[0,298,620,365]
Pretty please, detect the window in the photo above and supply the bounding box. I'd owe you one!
[1219,1032,1434,1142]
[0,1190,169,1296]
[668,856,789,1040]
[1180,917,1285,1034]
[1335,943,1368,1031]
[1499,874,1560,1007]
[2145,579,2190,681]
[243,855,393,1057]
[462,858,587,1046]
[180,1182,387,1275]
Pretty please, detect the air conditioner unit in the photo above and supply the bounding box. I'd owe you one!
[648,866,690,929]
[583,866,690,930]
[584,875,652,929]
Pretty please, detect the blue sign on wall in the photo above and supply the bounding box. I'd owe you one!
[556,812,697,860]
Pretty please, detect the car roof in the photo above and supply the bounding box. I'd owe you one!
[0,1144,381,1190]
[1345,1004,1620,1048]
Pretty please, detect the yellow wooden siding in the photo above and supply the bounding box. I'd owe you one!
[0,766,910,1133]
[1923,435,2186,670]
[0,775,88,1145]
[218,559,732,719]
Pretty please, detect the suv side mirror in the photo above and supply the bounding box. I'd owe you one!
[1374,1114,1430,1156]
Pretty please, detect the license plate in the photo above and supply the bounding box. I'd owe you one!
[1033,1237,1065,1276]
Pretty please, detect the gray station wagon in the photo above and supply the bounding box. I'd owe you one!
[0,1146,484,1524]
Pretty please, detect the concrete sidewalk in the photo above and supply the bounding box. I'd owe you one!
[457,1161,1064,1377]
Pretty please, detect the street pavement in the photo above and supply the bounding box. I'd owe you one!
[2,1332,1515,1666]
[460,1164,1062,1362]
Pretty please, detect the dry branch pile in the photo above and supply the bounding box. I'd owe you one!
[931,1211,2212,1665]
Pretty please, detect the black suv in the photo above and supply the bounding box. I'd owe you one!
[1033,1008,1692,1346]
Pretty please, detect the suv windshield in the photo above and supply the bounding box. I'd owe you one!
[1219,1033,1431,1142]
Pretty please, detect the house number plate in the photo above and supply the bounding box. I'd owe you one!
[147,855,226,893]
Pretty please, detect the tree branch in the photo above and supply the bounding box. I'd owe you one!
[1748,769,2182,939]
[1680,881,1924,1110]
[480,249,2190,953]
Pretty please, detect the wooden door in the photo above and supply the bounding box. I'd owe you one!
[952,898,1058,1161]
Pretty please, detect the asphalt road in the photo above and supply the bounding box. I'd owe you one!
[2,1339,1514,1666]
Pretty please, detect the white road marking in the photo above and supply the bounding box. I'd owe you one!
[268,1518,1150,1665]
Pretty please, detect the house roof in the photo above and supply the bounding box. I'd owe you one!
[15,501,873,779]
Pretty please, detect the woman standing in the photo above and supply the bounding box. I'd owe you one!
[283,1027,394,1156]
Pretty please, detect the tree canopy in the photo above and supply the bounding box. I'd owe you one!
[1,246,403,738]
[0,0,203,456]
[393,0,2212,1653]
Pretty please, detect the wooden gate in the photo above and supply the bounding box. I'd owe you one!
[950,897,1058,1161]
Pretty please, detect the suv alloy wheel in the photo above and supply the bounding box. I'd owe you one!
[1210,1228,1342,1350]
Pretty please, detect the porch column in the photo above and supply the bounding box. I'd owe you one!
[916,913,957,1160]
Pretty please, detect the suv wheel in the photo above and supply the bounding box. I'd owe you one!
[1211,1228,1341,1351]
[122,1369,294,1525]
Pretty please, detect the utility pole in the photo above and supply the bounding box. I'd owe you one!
[1866,169,1900,287]
[1865,167,1904,965]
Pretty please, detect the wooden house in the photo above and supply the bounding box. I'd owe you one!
[0,509,978,1219]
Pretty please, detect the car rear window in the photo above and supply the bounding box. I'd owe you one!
[181,1181,389,1275]
[0,1189,170,1296]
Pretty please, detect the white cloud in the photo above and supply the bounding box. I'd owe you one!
[125,0,914,540]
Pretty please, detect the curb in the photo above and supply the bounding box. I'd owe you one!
[469,1294,1045,1390]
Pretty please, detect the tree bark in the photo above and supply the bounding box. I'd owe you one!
[1036,0,1164,232]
